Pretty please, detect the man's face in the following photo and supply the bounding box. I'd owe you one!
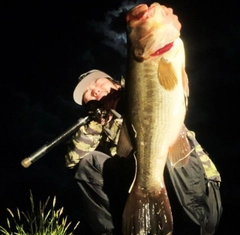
[83,77,120,104]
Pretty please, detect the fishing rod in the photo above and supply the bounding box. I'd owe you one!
[21,100,115,168]
[21,116,90,168]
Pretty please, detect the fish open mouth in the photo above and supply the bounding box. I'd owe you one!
[126,3,156,24]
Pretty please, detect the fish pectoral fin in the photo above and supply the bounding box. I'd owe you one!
[158,58,178,90]
[168,126,191,168]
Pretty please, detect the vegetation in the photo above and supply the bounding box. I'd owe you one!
[0,191,80,235]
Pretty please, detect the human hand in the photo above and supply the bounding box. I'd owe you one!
[85,89,122,125]
[85,100,108,125]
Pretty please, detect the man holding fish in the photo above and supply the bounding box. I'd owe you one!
[65,3,222,235]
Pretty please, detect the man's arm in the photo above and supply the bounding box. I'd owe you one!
[65,121,103,168]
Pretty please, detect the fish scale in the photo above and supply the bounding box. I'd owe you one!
[128,59,176,189]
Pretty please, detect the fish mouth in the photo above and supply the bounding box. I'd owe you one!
[126,3,156,24]
[126,3,157,43]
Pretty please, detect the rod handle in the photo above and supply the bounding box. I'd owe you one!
[21,158,32,168]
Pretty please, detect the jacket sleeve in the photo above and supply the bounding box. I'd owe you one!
[65,120,103,168]
[186,129,221,182]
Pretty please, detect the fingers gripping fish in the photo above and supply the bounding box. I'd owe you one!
[121,2,191,235]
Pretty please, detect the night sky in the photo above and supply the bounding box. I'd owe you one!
[1,0,239,234]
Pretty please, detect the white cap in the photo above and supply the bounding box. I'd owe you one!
[73,69,113,105]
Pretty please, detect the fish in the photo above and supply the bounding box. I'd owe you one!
[121,2,191,235]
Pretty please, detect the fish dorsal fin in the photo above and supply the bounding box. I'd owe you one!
[158,58,178,90]
[168,126,192,168]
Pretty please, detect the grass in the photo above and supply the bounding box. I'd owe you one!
[0,190,80,235]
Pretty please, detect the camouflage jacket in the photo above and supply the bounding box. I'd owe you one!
[65,117,122,169]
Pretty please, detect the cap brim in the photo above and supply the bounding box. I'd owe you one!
[73,70,113,105]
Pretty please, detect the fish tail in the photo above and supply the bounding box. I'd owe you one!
[122,185,173,235]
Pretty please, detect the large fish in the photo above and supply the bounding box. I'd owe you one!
[121,2,191,235]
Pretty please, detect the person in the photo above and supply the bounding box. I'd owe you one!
[65,69,222,235]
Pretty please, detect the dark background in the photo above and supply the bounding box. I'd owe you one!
[1,0,239,234]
